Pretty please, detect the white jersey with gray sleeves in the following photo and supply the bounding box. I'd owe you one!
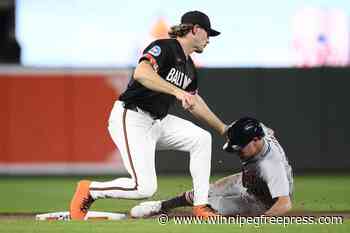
[242,124,293,203]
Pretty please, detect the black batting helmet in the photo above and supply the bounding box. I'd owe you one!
[223,117,265,153]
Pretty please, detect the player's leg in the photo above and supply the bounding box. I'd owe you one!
[210,193,269,216]
[130,180,228,217]
[205,172,246,215]
[160,191,193,211]
[159,173,245,212]
[70,101,160,219]
[130,172,268,217]
[206,172,268,215]
[130,191,191,218]
[89,104,159,199]
[208,173,244,197]
[149,172,255,216]
[156,115,216,217]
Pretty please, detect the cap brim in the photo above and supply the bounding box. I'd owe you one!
[208,29,220,37]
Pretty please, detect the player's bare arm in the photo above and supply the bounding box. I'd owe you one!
[133,60,195,109]
[188,94,226,135]
[263,196,292,216]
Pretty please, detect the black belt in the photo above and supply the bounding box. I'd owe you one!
[123,102,138,112]
[123,102,161,120]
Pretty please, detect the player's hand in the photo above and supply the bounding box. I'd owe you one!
[222,122,234,137]
[174,89,195,110]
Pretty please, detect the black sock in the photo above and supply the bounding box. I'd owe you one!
[161,192,193,211]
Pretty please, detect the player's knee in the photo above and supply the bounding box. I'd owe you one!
[188,129,212,152]
[196,130,212,146]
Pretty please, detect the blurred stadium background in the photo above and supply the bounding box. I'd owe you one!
[0,0,349,176]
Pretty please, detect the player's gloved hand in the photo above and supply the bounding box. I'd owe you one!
[222,121,235,137]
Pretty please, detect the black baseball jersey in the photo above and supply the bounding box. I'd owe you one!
[119,39,198,119]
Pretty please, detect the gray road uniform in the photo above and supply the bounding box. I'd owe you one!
[207,125,293,215]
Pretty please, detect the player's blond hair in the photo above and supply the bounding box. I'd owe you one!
[168,24,193,38]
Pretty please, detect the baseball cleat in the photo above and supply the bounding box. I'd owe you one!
[130,201,162,218]
[69,180,94,220]
[193,204,220,219]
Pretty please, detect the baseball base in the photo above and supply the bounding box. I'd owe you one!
[35,211,127,221]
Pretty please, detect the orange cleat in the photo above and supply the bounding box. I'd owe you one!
[193,204,220,219]
[69,180,94,220]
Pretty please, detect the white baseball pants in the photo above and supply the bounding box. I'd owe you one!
[89,101,212,205]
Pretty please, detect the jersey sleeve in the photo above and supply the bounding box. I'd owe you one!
[139,40,169,72]
[260,159,290,198]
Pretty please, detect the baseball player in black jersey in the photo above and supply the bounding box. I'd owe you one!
[70,11,226,219]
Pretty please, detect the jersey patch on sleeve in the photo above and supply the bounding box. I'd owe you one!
[148,45,161,57]
[143,54,159,71]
